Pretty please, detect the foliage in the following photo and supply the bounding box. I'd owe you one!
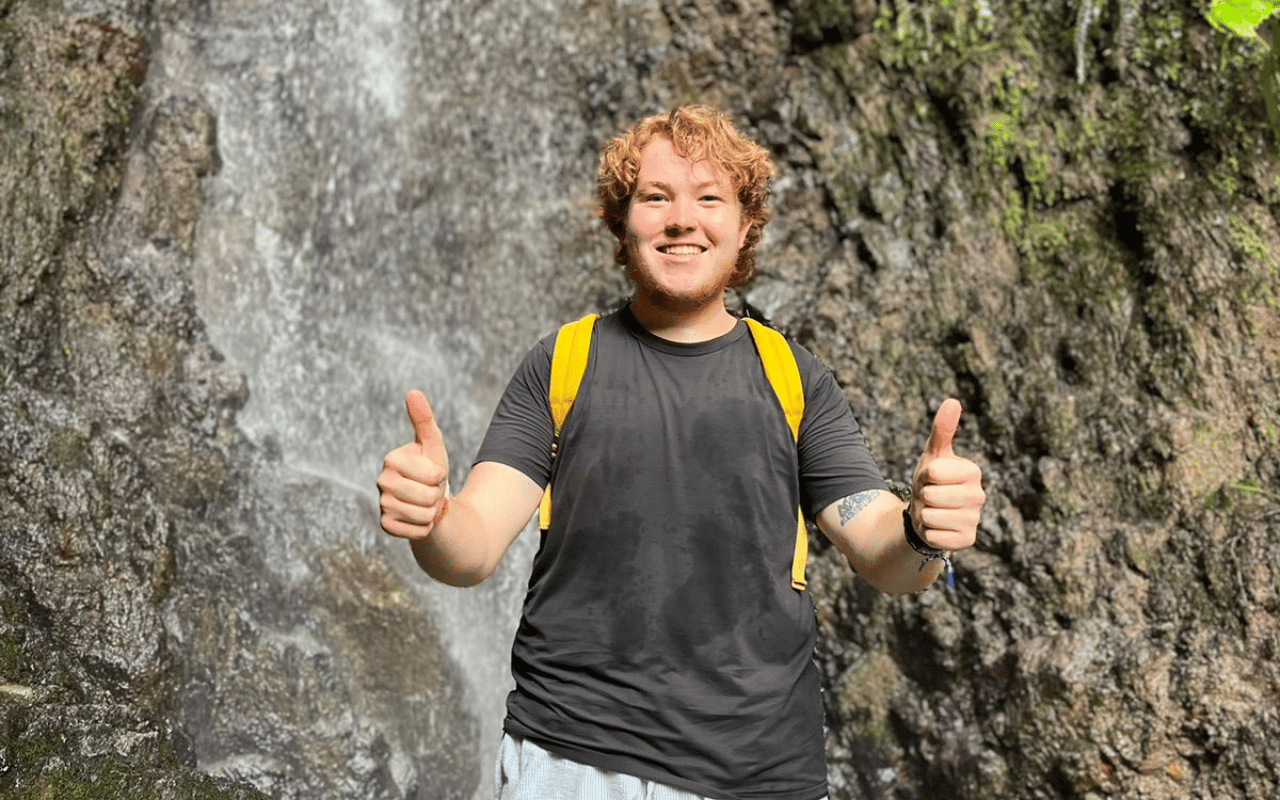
[1206,0,1280,152]
[1206,0,1279,38]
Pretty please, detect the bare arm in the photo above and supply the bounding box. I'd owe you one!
[815,399,985,594]
[407,462,542,586]
[377,391,544,587]
[816,489,944,594]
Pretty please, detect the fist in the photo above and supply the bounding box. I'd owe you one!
[377,390,450,540]
[910,398,985,552]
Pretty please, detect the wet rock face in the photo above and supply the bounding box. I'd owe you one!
[1,1,475,798]
[765,2,1280,799]
[0,5,249,795]
[3,0,1278,799]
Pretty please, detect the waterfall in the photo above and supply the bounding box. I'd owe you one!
[157,0,611,795]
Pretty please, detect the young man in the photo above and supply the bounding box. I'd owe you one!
[377,106,985,800]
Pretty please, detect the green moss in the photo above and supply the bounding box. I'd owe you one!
[1024,151,1050,198]
[0,701,268,800]
[1211,157,1241,197]
[871,0,1000,70]
[11,769,136,800]
[1010,221,1059,280]
[1024,216,1070,262]
[834,649,901,747]
[1230,212,1277,264]
[999,190,1024,241]
[3,766,266,800]
[0,632,23,680]
[872,2,892,34]
[47,428,91,473]
[1202,483,1235,512]
[985,112,1019,169]
[1225,212,1280,310]
[789,0,865,46]
[1123,536,1152,575]
[1131,9,1193,72]
[1224,478,1280,505]
[1003,199,1128,309]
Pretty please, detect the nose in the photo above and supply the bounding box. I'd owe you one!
[664,196,696,234]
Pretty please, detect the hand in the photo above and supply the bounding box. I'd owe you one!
[910,398,985,552]
[377,390,451,540]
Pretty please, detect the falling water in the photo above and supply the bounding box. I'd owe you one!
[151,0,615,795]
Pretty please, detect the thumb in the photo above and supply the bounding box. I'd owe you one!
[405,389,442,449]
[925,398,962,458]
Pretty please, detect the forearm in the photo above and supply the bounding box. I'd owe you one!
[409,494,500,587]
[849,499,944,594]
[403,461,543,588]
[819,491,944,595]
[816,400,982,594]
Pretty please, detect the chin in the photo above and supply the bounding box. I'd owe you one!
[626,262,726,313]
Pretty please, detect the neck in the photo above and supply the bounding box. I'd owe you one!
[629,294,737,343]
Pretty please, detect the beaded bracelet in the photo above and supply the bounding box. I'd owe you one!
[902,509,955,589]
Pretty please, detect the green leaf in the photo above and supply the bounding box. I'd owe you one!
[1207,0,1280,38]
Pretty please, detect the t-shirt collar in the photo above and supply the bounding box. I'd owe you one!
[618,301,749,356]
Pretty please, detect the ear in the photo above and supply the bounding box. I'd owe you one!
[737,217,753,250]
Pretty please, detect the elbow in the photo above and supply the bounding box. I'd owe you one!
[428,565,491,588]
[418,557,494,588]
[858,567,942,596]
[847,558,938,595]
[410,540,494,588]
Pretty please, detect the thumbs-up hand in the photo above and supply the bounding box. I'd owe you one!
[910,399,985,552]
[378,390,451,540]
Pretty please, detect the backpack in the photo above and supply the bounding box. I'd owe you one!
[537,313,811,591]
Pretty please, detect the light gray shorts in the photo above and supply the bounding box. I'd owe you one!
[494,733,829,800]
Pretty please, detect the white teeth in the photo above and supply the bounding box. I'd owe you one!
[661,245,703,255]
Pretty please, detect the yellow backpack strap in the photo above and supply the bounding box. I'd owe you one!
[539,313,598,530]
[743,318,809,591]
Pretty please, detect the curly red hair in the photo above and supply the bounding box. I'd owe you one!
[597,106,775,288]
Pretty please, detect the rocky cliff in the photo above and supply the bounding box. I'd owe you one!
[1,1,475,797]
[1,0,1277,799]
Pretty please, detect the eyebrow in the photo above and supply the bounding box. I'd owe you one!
[636,180,730,193]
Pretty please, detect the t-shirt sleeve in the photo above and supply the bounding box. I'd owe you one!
[472,335,557,488]
[792,343,888,519]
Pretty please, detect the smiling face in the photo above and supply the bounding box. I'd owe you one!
[622,136,752,317]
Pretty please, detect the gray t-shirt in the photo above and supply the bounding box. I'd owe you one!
[475,305,886,800]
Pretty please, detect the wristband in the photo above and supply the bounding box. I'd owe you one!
[903,509,954,589]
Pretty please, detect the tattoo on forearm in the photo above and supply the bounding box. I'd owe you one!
[838,490,878,526]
